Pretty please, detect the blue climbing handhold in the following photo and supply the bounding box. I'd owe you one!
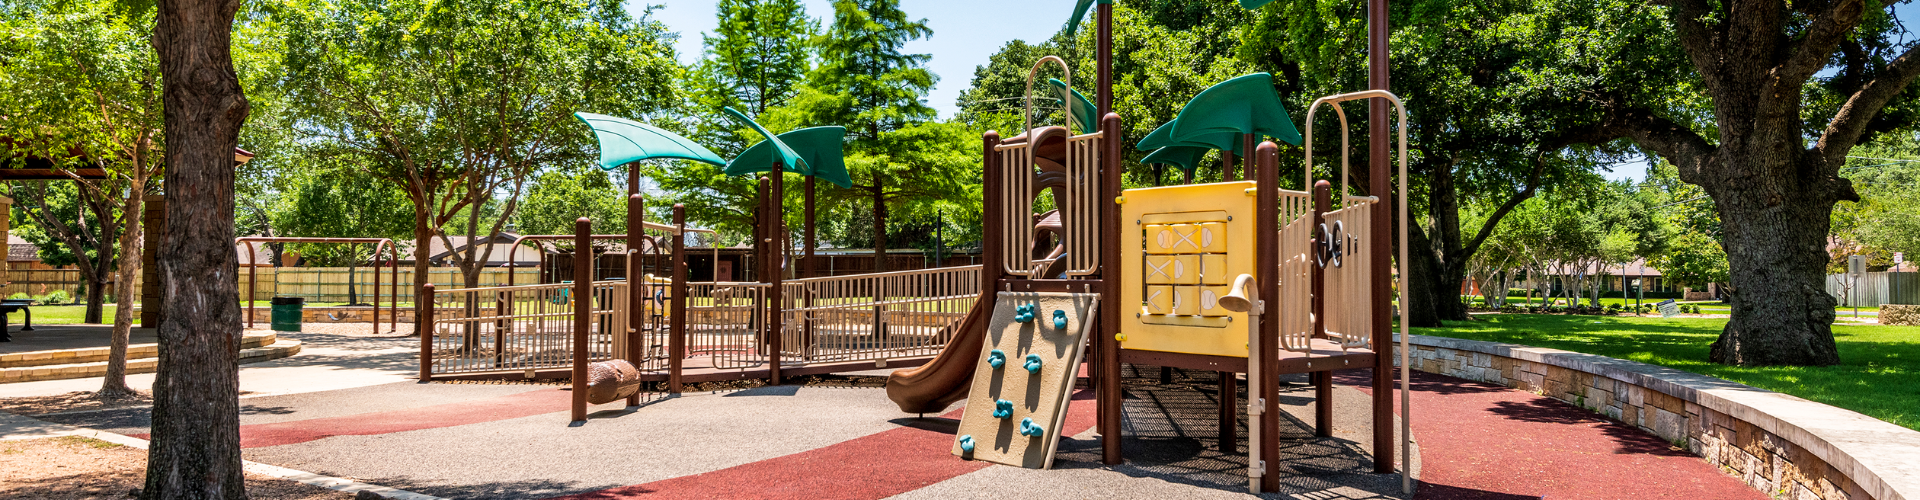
[987,349,1006,369]
[1020,417,1045,437]
[1053,309,1067,329]
[992,399,1013,419]
[959,434,976,452]
[1024,354,1043,374]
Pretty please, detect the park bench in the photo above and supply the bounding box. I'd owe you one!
[0,298,37,342]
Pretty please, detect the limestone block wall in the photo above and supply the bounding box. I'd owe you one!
[1882,305,1918,326]
[1401,335,1917,500]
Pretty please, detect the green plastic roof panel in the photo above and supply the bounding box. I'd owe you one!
[1141,145,1213,171]
[1169,73,1303,146]
[1135,119,1245,155]
[719,106,806,175]
[1047,78,1098,134]
[725,126,853,188]
[1063,0,1115,39]
[574,112,726,169]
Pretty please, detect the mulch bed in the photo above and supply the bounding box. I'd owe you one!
[0,436,353,499]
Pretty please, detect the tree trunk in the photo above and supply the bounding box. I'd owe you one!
[100,187,145,398]
[1403,222,1445,327]
[145,0,249,495]
[84,277,107,322]
[1706,175,1841,366]
[871,183,888,273]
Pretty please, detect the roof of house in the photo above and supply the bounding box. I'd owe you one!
[9,234,38,262]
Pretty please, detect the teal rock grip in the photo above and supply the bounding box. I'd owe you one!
[1014,303,1036,323]
[1052,309,1067,329]
[1019,417,1045,437]
[992,399,1013,419]
[959,434,976,452]
[1024,354,1043,374]
[987,349,1006,369]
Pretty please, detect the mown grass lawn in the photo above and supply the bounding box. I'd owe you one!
[1413,314,1919,431]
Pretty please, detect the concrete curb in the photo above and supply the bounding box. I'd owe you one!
[1,410,442,500]
[1401,334,1918,500]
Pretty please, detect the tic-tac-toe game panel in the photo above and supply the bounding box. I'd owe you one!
[1118,181,1258,358]
[951,291,1099,469]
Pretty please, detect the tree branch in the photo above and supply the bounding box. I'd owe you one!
[1820,41,1920,165]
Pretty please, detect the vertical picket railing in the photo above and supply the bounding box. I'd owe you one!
[420,281,625,377]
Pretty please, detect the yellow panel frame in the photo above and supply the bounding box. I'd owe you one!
[1118,181,1256,358]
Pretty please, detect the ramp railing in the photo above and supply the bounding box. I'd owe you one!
[683,281,771,369]
[781,265,982,363]
[421,280,628,377]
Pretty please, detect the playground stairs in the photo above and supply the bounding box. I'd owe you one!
[0,331,298,383]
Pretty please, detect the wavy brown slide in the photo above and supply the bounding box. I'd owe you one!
[885,298,991,413]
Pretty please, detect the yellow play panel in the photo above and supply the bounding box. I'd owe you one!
[951,291,1099,469]
[1118,181,1257,358]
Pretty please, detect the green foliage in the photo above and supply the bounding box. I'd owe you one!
[277,0,682,280]
[805,0,936,142]
[8,293,28,300]
[1645,162,1728,288]
[44,289,71,305]
[1833,134,1920,266]
[1417,315,1919,431]
[689,0,816,151]
[269,166,415,266]
[516,165,630,236]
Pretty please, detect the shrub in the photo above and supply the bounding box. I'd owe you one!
[6,292,26,300]
[44,290,71,304]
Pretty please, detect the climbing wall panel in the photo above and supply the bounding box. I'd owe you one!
[951,291,1099,469]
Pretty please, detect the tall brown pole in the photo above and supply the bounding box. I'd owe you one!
[805,177,816,279]
[419,283,434,381]
[767,169,784,385]
[571,218,591,424]
[1097,3,1112,116]
[246,242,257,328]
[1368,0,1397,475]
[626,193,644,407]
[1312,181,1335,437]
[1244,133,1259,181]
[1256,142,1283,492]
[1098,113,1125,465]
[669,205,688,394]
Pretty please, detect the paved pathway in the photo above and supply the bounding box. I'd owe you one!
[0,329,417,399]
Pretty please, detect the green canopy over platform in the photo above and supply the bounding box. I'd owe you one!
[1047,78,1098,134]
[1136,119,1246,155]
[1064,0,1116,39]
[1168,73,1303,147]
[725,125,853,188]
[574,112,726,169]
[1140,145,1214,171]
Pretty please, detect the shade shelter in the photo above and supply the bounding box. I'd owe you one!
[720,110,852,282]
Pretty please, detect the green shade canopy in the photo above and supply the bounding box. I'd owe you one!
[1238,0,1278,8]
[1135,119,1246,155]
[1141,145,1214,171]
[719,106,807,176]
[1168,73,1303,147]
[1063,0,1115,39]
[1047,78,1098,134]
[725,126,853,188]
[574,112,726,169]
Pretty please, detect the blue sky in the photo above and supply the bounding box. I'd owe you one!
[636,1,1920,183]
[635,0,1066,121]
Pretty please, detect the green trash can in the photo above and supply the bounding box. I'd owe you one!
[270,297,304,332]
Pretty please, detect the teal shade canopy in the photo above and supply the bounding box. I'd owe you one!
[1238,0,1278,8]
[1141,146,1214,171]
[1169,73,1303,147]
[1047,78,1098,134]
[1135,119,1245,155]
[719,106,806,176]
[726,126,853,188]
[1063,0,1115,39]
[574,112,725,169]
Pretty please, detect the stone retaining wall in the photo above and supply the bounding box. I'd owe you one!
[1402,335,1917,500]
[1882,305,1919,326]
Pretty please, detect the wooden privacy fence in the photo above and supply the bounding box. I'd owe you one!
[263,267,540,303]
[1827,271,1920,307]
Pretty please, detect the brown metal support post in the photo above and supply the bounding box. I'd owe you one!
[767,168,785,385]
[1312,181,1334,437]
[247,242,257,328]
[571,218,591,424]
[626,193,645,406]
[1098,113,1124,465]
[670,205,688,394]
[391,247,399,333]
[1256,141,1282,492]
[419,283,434,381]
[1244,133,1259,181]
[1219,371,1237,449]
[373,243,382,331]
[803,177,816,359]
[1369,0,1397,476]
[1221,148,1236,182]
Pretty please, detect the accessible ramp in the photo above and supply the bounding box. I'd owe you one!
[949,291,1099,469]
[885,299,990,414]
